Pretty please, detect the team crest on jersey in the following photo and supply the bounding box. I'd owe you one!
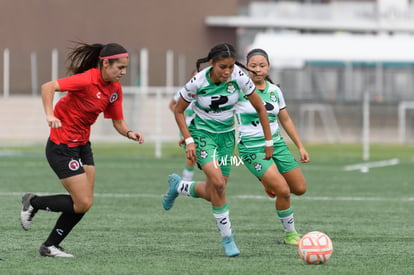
[226,83,236,94]
[270,91,277,102]
[200,149,208,159]
[109,92,118,103]
[68,159,81,171]
[254,162,262,172]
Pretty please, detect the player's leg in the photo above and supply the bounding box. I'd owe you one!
[272,141,304,245]
[163,129,214,209]
[40,165,94,257]
[282,167,306,196]
[208,132,239,257]
[21,140,95,257]
[261,167,301,245]
[182,158,195,181]
[273,139,306,196]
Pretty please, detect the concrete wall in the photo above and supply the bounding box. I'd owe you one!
[1,96,411,146]
[0,0,239,93]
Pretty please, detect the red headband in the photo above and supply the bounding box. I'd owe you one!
[99,53,129,60]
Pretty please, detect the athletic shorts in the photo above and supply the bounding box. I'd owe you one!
[237,138,298,178]
[45,138,95,179]
[189,125,235,177]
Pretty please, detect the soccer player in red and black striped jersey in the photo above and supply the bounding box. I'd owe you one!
[19,42,144,257]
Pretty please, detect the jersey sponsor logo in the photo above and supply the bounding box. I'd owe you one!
[109,92,119,103]
[96,91,102,99]
[210,95,228,110]
[68,159,81,171]
[245,79,254,90]
[264,102,274,111]
[251,119,260,127]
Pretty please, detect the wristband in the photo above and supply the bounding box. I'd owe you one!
[264,139,274,147]
[185,137,194,145]
[126,130,133,139]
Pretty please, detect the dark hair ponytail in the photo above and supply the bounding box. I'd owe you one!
[196,43,237,72]
[194,43,274,84]
[66,42,127,75]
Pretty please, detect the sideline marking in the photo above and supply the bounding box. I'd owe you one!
[343,158,399,172]
[2,192,413,202]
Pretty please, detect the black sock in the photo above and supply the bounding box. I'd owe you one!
[44,212,85,247]
[30,194,75,213]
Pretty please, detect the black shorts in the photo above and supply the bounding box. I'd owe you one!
[45,138,95,179]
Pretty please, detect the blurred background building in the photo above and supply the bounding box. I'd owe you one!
[1,0,414,148]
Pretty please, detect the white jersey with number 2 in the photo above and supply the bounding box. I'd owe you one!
[179,64,255,133]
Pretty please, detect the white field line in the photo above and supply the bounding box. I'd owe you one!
[343,158,400,171]
[1,192,413,202]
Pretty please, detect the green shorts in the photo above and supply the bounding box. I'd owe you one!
[189,125,235,177]
[237,137,298,178]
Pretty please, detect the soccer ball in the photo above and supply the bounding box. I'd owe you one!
[298,231,333,264]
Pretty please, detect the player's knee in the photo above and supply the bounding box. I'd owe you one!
[292,183,307,196]
[74,199,93,213]
[276,186,291,199]
[211,178,226,194]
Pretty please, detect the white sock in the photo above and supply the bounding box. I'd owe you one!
[177,180,193,197]
[214,211,232,238]
[279,213,295,232]
[182,169,194,182]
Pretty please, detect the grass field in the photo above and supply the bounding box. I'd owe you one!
[1,142,413,274]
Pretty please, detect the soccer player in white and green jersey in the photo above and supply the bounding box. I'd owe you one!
[162,43,274,257]
[236,48,310,245]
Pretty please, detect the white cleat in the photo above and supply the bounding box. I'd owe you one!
[20,193,37,230]
[39,244,74,258]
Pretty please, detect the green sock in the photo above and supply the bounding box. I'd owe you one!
[189,182,199,198]
[276,207,293,218]
[212,203,229,214]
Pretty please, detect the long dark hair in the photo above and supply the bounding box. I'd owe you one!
[66,42,128,75]
[196,43,251,73]
[246,48,275,84]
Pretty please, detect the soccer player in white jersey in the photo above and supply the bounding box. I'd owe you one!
[162,43,273,257]
[236,48,310,245]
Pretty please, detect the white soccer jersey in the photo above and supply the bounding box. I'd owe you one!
[235,81,286,147]
[179,64,255,133]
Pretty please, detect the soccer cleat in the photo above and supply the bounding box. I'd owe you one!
[162,173,181,210]
[39,243,74,258]
[282,230,302,245]
[221,233,240,257]
[20,193,37,231]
